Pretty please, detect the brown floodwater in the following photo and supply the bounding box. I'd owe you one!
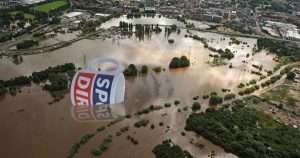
[0,16,277,158]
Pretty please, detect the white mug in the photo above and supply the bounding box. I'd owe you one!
[70,58,126,121]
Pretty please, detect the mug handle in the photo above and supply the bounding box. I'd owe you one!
[87,58,124,74]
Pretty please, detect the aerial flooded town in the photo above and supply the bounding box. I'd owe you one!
[0,0,300,158]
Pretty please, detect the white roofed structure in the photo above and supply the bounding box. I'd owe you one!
[64,12,83,19]
[95,13,110,17]
[21,0,46,5]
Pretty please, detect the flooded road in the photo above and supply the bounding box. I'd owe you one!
[0,16,277,158]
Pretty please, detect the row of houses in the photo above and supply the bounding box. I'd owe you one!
[0,0,46,8]
[188,8,237,23]
[61,11,112,30]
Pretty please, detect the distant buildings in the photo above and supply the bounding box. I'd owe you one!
[94,13,110,18]
[0,0,19,8]
[158,6,180,17]
[201,0,223,8]
[262,21,300,41]
[21,0,46,5]
[189,7,231,23]
[0,0,8,8]
[183,0,200,9]
[144,7,156,13]
[61,11,88,26]
[201,14,223,23]
[0,0,46,8]
[145,0,155,7]
[64,12,84,20]
[294,12,300,17]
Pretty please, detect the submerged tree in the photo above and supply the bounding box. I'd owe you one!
[169,56,190,69]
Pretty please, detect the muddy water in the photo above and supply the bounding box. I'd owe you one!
[0,85,104,158]
[0,83,238,158]
[0,17,277,158]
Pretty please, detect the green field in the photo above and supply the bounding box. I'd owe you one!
[31,0,67,13]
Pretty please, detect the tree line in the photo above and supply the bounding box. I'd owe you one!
[152,139,194,158]
[0,63,75,96]
[257,38,300,61]
[185,100,300,158]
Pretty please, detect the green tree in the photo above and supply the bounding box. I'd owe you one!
[0,83,7,96]
[209,95,223,106]
[44,73,68,91]
[15,12,25,20]
[180,56,190,67]
[224,93,236,101]
[169,56,190,69]
[286,72,296,80]
[124,64,138,76]
[16,40,39,49]
[141,65,148,74]
[169,57,181,68]
[192,102,201,111]
[153,140,194,158]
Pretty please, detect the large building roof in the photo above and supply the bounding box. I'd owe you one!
[64,12,83,18]
[22,0,46,5]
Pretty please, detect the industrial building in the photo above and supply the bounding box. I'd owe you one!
[262,21,300,41]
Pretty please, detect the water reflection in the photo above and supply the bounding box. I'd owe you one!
[71,103,126,122]
[100,15,186,29]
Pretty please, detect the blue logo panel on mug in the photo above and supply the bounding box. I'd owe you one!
[92,74,114,105]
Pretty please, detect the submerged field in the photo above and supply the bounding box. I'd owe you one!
[1,15,298,158]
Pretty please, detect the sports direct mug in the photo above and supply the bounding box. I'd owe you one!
[70,58,126,121]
